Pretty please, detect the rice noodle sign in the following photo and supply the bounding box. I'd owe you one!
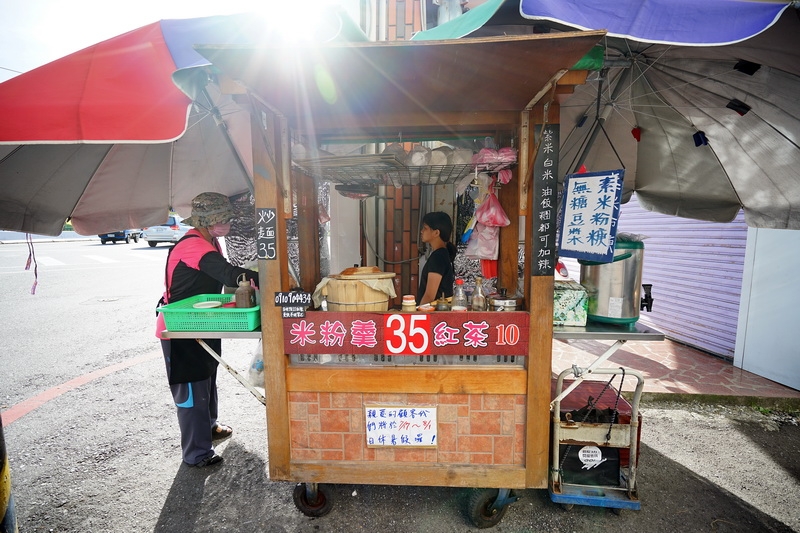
[282,312,529,356]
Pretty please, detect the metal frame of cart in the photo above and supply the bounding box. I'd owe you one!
[174,30,679,528]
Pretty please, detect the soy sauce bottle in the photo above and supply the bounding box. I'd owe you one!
[235,273,256,308]
[471,276,487,311]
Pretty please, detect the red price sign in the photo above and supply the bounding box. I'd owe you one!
[383,314,431,355]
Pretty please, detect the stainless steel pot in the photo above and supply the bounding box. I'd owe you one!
[487,288,523,311]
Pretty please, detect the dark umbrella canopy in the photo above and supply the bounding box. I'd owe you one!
[415,0,800,229]
[554,6,800,229]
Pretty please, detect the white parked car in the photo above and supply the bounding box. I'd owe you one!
[142,215,191,247]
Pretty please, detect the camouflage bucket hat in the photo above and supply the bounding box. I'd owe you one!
[182,192,235,228]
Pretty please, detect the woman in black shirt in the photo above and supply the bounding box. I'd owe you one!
[417,211,457,305]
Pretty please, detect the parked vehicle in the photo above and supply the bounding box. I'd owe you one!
[142,215,191,247]
[98,229,140,244]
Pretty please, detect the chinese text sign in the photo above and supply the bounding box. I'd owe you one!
[558,170,624,263]
[532,125,559,276]
[365,405,437,447]
[256,208,277,260]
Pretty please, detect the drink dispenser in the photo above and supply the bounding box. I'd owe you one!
[578,240,651,325]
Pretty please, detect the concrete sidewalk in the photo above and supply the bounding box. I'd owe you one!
[553,335,800,405]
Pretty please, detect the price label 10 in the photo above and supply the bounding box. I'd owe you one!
[383,314,431,355]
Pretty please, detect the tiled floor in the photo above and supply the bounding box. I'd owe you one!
[552,336,800,399]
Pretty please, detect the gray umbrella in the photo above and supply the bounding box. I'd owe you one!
[556,9,800,229]
[415,1,800,229]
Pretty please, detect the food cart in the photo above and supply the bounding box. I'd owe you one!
[164,30,668,527]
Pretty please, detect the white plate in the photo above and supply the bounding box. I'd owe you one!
[193,300,222,309]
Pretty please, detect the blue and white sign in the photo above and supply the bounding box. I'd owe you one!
[558,170,624,263]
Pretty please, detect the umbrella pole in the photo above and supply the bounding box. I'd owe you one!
[574,66,631,173]
[202,87,255,196]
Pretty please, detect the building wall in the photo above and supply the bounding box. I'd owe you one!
[734,228,800,390]
[561,193,748,359]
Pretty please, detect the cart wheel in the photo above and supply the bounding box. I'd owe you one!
[560,503,574,512]
[610,507,622,516]
[293,483,333,517]
[467,489,510,529]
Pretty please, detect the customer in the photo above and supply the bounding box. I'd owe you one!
[417,211,457,305]
[155,192,259,468]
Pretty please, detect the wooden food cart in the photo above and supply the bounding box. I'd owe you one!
[193,31,609,526]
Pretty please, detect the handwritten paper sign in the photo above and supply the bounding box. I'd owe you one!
[531,125,559,276]
[558,170,624,263]
[256,208,277,260]
[365,404,437,448]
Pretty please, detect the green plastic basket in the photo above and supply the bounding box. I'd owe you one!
[157,294,260,332]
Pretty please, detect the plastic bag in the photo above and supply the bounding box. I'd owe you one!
[464,223,499,260]
[475,191,510,227]
[247,339,265,388]
[497,146,517,163]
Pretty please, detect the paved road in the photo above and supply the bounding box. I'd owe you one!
[1,240,797,532]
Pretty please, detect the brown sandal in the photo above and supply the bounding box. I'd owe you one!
[212,423,233,440]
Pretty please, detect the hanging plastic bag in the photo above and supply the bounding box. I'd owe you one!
[475,190,510,227]
[464,223,499,260]
[247,339,265,388]
[461,215,477,244]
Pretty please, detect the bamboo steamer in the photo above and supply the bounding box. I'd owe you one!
[324,267,396,312]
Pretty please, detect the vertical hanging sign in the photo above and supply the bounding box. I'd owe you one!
[531,125,559,276]
[256,208,278,260]
[557,170,624,263]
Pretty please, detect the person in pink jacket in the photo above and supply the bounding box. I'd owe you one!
[155,192,258,468]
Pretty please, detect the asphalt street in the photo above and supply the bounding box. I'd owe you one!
[0,238,797,532]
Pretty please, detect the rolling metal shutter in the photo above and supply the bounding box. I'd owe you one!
[562,194,748,359]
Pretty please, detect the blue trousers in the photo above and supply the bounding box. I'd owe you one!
[161,340,218,465]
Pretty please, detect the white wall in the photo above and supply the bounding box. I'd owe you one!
[734,228,800,390]
[328,192,362,274]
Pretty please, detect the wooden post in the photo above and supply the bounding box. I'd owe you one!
[523,102,559,489]
[294,170,321,292]
[251,100,292,480]
[497,166,520,296]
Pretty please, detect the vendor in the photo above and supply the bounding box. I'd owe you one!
[155,192,259,468]
[416,211,457,305]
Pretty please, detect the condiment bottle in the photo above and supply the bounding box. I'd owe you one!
[471,276,487,311]
[234,273,256,308]
[402,294,417,312]
[452,279,468,310]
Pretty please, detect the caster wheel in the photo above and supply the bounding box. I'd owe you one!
[561,503,574,511]
[293,483,333,517]
[467,489,509,529]
[611,507,623,516]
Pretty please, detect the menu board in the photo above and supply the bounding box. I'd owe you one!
[557,170,624,263]
[531,125,559,276]
[256,208,277,260]
[283,312,529,356]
